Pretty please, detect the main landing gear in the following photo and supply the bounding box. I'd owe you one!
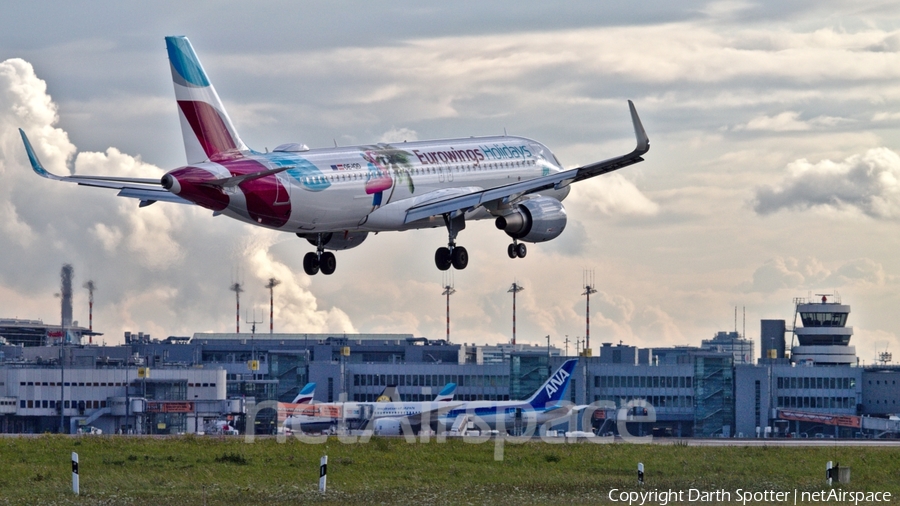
[507,240,527,259]
[302,233,336,276]
[435,213,468,271]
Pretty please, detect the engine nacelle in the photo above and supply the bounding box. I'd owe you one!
[299,231,368,251]
[373,418,403,436]
[495,196,567,243]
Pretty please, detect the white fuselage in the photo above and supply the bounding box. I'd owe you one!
[286,400,463,432]
[174,135,569,234]
[438,400,573,431]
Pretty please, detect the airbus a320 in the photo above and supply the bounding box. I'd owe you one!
[20,36,649,275]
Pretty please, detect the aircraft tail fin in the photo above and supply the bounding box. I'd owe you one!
[525,359,578,409]
[377,385,399,402]
[290,382,316,404]
[434,383,457,402]
[165,36,248,164]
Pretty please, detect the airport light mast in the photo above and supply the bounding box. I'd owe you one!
[442,277,456,343]
[229,282,243,333]
[582,271,598,355]
[508,282,524,345]
[265,278,281,334]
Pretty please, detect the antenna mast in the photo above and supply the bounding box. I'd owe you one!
[247,310,263,338]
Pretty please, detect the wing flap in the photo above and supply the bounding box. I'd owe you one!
[117,188,193,205]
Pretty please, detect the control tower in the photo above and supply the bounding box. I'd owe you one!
[790,294,855,365]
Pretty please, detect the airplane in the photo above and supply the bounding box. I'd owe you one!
[371,359,578,436]
[283,382,459,434]
[436,358,578,435]
[19,36,649,276]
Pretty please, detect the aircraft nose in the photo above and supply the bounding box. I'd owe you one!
[161,173,181,193]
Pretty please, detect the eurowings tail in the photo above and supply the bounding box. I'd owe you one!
[165,36,248,164]
[434,383,457,402]
[290,382,316,404]
[525,359,577,409]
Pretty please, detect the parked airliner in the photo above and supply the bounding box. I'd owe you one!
[284,359,576,435]
[436,358,578,434]
[282,382,458,434]
[20,36,649,275]
[377,359,578,436]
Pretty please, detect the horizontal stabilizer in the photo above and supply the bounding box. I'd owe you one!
[19,128,192,206]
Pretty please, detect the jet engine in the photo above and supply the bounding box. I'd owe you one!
[495,196,567,243]
[299,231,368,251]
[373,418,403,436]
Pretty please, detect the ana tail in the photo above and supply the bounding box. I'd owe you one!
[526,359,578,409]
[165,36,248,164]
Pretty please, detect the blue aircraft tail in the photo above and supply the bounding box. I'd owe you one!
[525,359,577,408]
[290,382,316,404]
[435,383,457,402]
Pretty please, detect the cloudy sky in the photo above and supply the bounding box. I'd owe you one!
[2,1,900,363]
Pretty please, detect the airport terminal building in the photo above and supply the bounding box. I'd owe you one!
[1,294,899,437]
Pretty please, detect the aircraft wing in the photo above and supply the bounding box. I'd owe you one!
[404,100,649,223]
[19,129,191,207]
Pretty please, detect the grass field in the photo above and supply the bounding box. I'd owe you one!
[0,435,898,505]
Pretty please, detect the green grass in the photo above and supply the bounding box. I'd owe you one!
[0,435,897,505]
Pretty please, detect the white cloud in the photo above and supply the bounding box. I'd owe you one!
[89,223,122,253]
[569,174,659,217]
[0,57,357,341]
[754,147,900,218]
[743,256,888,293]
[701,0,756,19]
[3,3,900,361]
[378,127,418,143]
[742,111,810,132]
[736,111,849,132]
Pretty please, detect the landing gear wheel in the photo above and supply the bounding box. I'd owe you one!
[451,246,468,270]
[303,252,320,275]
[435,247,452,271]
[507,244,517,259]
[320,252,336,275]
[515,243,527,258]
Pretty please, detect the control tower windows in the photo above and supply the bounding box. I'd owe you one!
[799,312,847,327]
